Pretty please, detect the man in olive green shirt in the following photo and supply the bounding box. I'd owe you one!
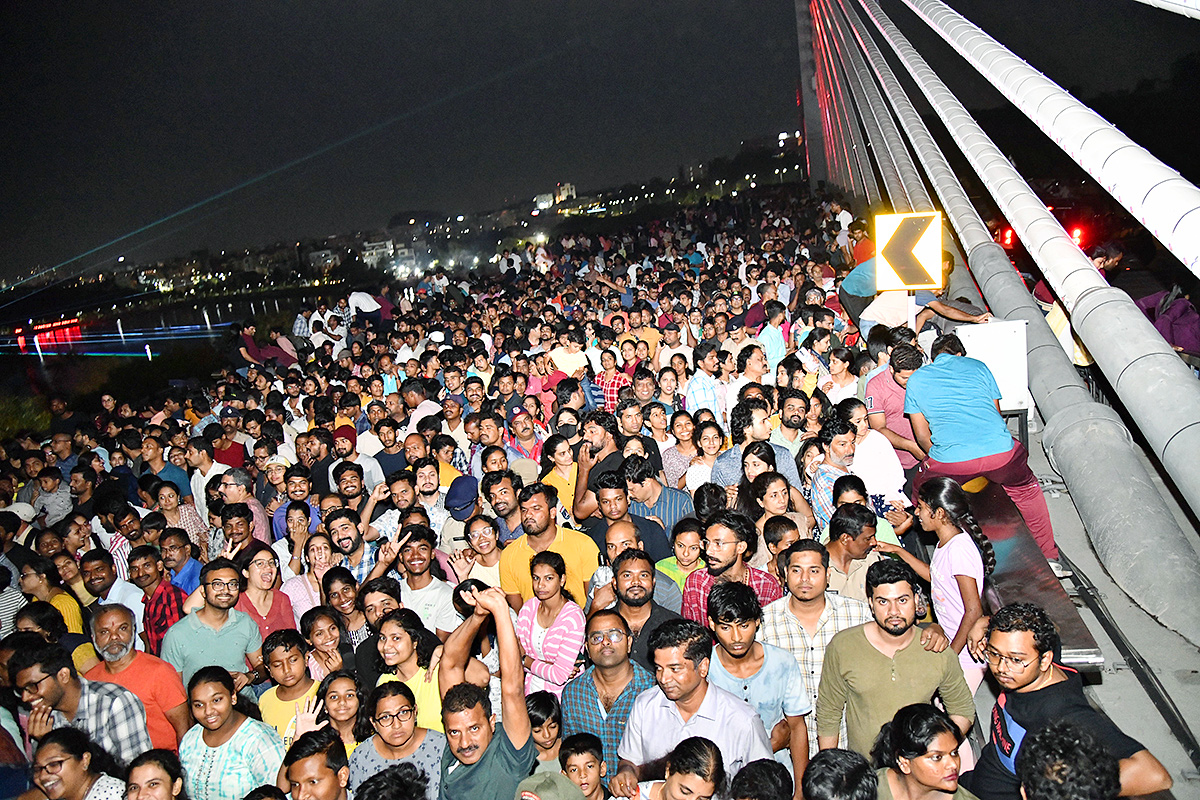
[816,560,974,755]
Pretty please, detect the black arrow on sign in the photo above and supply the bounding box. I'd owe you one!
[882,214,936,285]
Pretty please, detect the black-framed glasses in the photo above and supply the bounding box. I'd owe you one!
[19,673,54,697]
[374,707,415,726]
[205,579,240,591]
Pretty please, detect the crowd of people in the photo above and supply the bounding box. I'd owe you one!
[0,189,1173,800]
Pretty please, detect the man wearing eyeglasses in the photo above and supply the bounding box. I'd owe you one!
[962,603,1172,800]
[160,557,265,692]
[11,641,151,768]
[560,608,655,790]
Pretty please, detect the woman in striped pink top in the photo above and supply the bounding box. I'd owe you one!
[515,551,586,698]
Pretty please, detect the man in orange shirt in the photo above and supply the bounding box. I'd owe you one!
[85,603,190,750]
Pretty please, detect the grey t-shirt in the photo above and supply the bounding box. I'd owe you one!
[348,730,447,799]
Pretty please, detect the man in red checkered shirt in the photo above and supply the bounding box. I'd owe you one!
[128,545,187,655]
[682,510,783,623]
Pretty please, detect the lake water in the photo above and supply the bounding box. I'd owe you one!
[1,295,318,360]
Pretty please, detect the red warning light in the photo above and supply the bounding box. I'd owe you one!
[1003,229,1013,247]
[1071,227,1083,246]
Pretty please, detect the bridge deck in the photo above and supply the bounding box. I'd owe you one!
[967,482,1104,671]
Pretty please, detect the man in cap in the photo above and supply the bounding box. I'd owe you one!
[721,317,762,359]
[213,406,249,468]
[655,322,693,370]
[505,406,545,463]
[439,475,482,552]
[328,424,385,491]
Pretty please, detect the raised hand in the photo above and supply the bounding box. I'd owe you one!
[294,696,327,737]
[26,703,53,740]
[369,482,391,505]
[448,549,475,582]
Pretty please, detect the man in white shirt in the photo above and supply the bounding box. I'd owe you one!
[654,323,693,370]
[328,426,385,491]
[398,526,457,639]
[612,618,772,794]
[185,437,228,524]
[81,550,147,650]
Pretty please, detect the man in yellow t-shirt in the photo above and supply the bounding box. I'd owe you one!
[258,630,319,748]
[500,483,599,610]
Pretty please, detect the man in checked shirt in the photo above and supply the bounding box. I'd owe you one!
[760,540,947,756]
[12,641,152,767]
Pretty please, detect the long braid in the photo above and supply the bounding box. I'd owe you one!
[956,509,996,577]
[918,476,996,577]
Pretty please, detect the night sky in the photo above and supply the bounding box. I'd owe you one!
[3,0,1199,283]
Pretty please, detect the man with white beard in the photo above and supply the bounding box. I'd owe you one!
[85,603,192,750]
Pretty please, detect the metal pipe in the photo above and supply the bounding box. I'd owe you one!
[814,0,912,212]
[855,0,1200,511]
[811,1,881,207]
[1127,0,1200,18]
[899,0,1200,278]
[837,0,1200,645]
[811,2,869,200]
[830,0,981,303]
[808,3,847,189]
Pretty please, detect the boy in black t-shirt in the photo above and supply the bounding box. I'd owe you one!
[963,604,1171,800]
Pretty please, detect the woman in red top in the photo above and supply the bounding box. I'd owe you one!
[595,349,631,412]
[233,541,294,641]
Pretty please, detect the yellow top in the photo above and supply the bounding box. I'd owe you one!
[542,464,578,519]
[258,680,319,748]
[50,592,85,635]
[499,527,599,605]
[378,664,443,733]
[438,461,463,489]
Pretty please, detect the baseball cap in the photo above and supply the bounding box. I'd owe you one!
[445,476,480,522]
[724,319,741,333]
[264,455,292,469]
[333,425,357,445]
[7,503,35,524]
[442,394,466,408]
[219,406,242,419]
[507,406,531,427]
[337,349,353,360]
[515,772,585,800]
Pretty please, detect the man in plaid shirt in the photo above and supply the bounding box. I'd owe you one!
[128,545,186,656]
[682,510,783,623]
[11,641,152,767]
[560,608,655,787]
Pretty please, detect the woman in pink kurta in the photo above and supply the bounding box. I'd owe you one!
[515,551,585,698]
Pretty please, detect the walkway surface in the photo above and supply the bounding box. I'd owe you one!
[975,415,1200,796]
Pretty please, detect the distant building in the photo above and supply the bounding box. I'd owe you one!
[555,183,577,204]
[534,193,555,211]
[308,250,340,271]
[361,239,395,268]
